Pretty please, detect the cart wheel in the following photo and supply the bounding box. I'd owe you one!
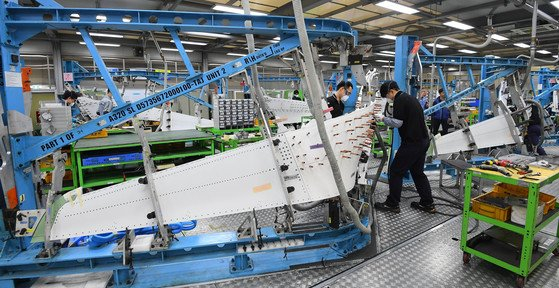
[516,276,525,288]
[553,248,559,256]
[463,252,471,264]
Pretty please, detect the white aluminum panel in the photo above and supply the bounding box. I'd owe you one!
[49,106,374,240]
[435,114,519,155]
[263,96,312,124]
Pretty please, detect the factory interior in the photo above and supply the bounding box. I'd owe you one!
[2,0,559,287]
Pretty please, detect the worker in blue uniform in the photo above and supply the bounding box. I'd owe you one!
[97,89,114,115]
[373,81,435,214]
[431,88,450,135]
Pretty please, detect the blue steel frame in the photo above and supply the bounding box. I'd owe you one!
[383,36,527,178]
[531,69,559,106]
[0,1,372,287]
[63,61,214,109]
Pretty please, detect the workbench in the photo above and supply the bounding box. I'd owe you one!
[74,130,215,188]
[461,165,559,287]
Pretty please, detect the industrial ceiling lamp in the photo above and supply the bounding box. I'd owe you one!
[376,1,419,14]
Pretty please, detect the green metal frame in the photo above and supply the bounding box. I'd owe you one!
[200,126,274,152]
[461,169,559,278]
[74,134,215,188]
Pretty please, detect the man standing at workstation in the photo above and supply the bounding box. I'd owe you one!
[326,81,353,118]
[373,81,435,214]
[431,88,450,135]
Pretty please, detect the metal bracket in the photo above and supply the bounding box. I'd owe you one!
[37,150,66,258]
[132,118,170,249]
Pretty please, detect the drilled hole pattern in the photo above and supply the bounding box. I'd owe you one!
[50,106,375,240]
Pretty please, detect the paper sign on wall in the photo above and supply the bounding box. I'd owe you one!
[4,72,22,87]
[63,73,74,82]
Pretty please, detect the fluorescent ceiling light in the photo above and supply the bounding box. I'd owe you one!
[375,59,390,63]
[273,37,281,41]
[490,34,509,41]
[320,60,338,64]
[161,48,194,52]
[554,55,559,59]
[514,43,530,48]
[537,50,552,54]
[170,40,207,46]
[458,49,476,54]
[380,34,397,40]
[444,21,474,30]
[227,53,247,57]
[552,1,559,9]
[376,1,419,14]
[382,65,394,68]
[485,55,501,58]
[380,50,396,55]
[212,4,267,15]
[21,54,49,58]
[376,53,395,57]
[76,32,124,38]
[426,43,449,49]
[185,32,231,39]
[79,41,120,47]
[96,15,107,22]
[447,67,457,71]
[282,57,293,61]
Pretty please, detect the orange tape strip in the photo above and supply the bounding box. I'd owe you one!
[252,183,272,193]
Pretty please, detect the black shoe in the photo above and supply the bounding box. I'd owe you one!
[410,202,436,214]
[374,201,401,213]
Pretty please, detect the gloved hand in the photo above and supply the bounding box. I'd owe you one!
[374,113,385,122]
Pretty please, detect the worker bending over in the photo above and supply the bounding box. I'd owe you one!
[327,81,353,118]
[97,89,114,115]
[373,81,435,214]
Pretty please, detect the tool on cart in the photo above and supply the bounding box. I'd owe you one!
[483,159,531,173]
[477,164,511,176]
[519,172,541,180]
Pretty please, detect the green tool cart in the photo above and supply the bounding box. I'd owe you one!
[39,145,78,192]
[201,126,275,152]
[74,130,215,189]
[461,166,559,288]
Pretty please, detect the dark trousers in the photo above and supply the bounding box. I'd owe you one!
[525,125,547,155]
[431,118,449,135]
[386,140,434,206]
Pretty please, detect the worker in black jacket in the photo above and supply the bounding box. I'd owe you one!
[326,81,353,118]
[373,81,435,214]
[524,105,547,155]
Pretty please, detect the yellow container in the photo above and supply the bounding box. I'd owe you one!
[471,191,511,221]
[85,129,108,139]
[493,183,557,215]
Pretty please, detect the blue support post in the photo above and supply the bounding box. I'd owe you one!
[343,66,358,114]
[466,65,475,87]
[77,28,125,107]
[436,66,449,97]
[169,29,196,76]
[478,64,492,122]
[382,35,418,183]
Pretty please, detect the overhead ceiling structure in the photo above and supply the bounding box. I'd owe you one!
[20,0,559,69]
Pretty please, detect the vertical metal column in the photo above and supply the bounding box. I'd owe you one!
[51,41,64,94]
[478,64,492,122]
